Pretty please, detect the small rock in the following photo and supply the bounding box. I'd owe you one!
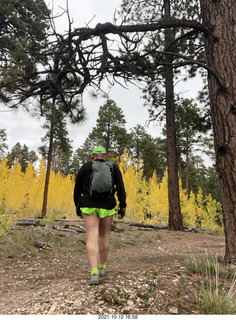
[124,306,133,312]
[48,302,57,314]
[169,306,178,314]
[127,300,135,307]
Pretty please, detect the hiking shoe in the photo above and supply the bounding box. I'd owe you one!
[90,273,100,285]
[99,267,106,277]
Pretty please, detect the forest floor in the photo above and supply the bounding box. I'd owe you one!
[0,219,232,315]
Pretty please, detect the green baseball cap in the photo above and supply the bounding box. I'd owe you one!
[92,146,106,154]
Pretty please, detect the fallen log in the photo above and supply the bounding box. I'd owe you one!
[55,218,84,223]
[71,224,86,232]
[53,225,85,233]
[138,227,159,231]
[16,219,41,226]
[128,222,168,230]
[184,227,200,233]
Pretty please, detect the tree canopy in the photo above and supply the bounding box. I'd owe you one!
[0,0,50,104]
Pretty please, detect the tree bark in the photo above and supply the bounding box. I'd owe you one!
[186,137,189,198]
[200,0,236,263]
[41,124,53,218]
[58,147,63,173]
[165,64,184,231]
[164,0,184,231]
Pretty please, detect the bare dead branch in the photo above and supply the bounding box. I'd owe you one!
[1,17,223,110]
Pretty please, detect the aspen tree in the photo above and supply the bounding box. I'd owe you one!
[119,152,146,222]
[33,158,47,215]
[180,191,197,228]
[22,162,37,217]
[5,160,24,214]
[203,194,222,232]
[0,158,9,212]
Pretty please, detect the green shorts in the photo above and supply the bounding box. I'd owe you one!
[80,207,116,219]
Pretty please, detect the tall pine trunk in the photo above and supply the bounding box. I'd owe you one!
[164,0,184,231]
[200,0,236,263]
[185,137,189,198]
[41,122,53,218]
[58,147,63,173]
[165,64,183,230]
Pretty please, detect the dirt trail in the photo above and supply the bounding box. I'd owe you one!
[0,223,226,315]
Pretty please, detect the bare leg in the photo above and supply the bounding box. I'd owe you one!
[99,215,113,264]
[83,214,99,268]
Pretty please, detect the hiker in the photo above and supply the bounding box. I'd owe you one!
[73,146,126,285]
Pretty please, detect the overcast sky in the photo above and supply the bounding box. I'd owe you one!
[0,0,202,155]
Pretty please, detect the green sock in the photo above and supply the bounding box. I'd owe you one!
[90,267,99,275]
[99,263,106,270]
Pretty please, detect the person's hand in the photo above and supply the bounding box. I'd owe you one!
[76,206,82,218]
[118,208,126,219]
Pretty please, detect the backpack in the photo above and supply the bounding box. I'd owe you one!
[90,160,114,201]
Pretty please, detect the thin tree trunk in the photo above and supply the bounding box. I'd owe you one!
[105,122,110,156]
[164,0,184,231]
[41,124,53,218]
[186,137,189,198]
[58,147,63,173]
[200,0,236,263]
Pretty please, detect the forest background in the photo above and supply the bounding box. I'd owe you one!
[0,97,221,235]
[0,0,224,236]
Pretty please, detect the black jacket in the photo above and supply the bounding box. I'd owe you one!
[73,159,126,210]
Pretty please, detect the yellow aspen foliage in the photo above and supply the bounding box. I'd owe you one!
[148,171,158,208]
[180,185,222,231]
[148,170,169,224]
[61,174,76,218]
[21,162,37,217]
[0,158,13,235]
[0,157,76,222]
[0,152,223,234]
[118,151,148,222]
[5,159,25,215]
[202,194,222,232]
[195,187,207,228]
[28,158,47,216]
[47,170,60,214]
[0,157,9,209]
[47,171,75,218]
[180,190,198,228]
[35,159,76,219]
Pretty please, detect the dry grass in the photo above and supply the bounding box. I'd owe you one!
[188,255,236,314]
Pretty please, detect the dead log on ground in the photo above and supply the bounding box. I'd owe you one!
[70,224,86,232]
[128,222,168,230]
[53,225,85,233]
[16,219,41,226]
[55,218,84,223]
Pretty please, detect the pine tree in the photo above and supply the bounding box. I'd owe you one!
[200,0,236,263]
[119,0,203,230]
[0,129,8,159]
[89,99,131,157]
[0,0,50,104]
[173,98,211,196]
[7,143,38,173]
[129,125,166,179]
[39,100,86,218]
[74,99,131,167]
